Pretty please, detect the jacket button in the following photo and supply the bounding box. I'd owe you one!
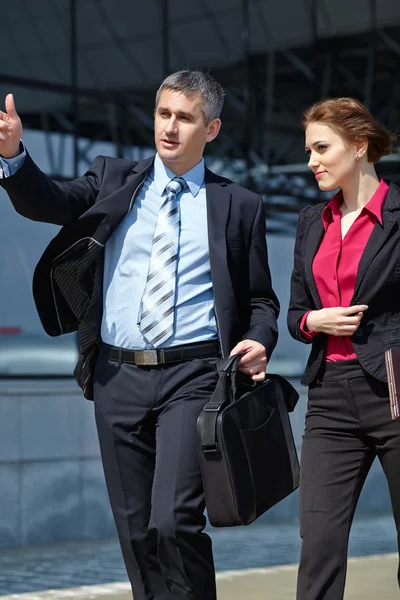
[354,327,363,338]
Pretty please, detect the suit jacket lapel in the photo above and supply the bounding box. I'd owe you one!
[352,209,397,301]
[304,214,324,309]
[100,156,155,233]
[204,170,232,306]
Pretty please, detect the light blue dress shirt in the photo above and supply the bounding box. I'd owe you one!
[0,145,26,177]
[101,154,217,349]
[1,149,218,349]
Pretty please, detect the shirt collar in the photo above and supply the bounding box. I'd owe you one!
[321,190,342,231]
[321,179,389,231]
[363,179,389,224]
[153,153,205,198]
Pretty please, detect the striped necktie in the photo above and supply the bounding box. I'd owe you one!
[138,176,187,346]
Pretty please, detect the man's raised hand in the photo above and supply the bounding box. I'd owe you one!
[0,94,23,159]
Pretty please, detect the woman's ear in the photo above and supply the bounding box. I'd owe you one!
[354,137,368,160]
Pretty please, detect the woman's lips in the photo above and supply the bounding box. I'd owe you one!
[315,171,327,179]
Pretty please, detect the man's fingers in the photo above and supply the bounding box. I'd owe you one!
[0,119,11,133]
[238,363,266,376]
[251,371,266,382]
[229,341,250,357]
[239,365,264,373]
[230,341,267,374]
[238,348,266,364]
[0,110,10,123]
[239,357,267,371]
[5,94,17,119]
[233,346,262,366]
[238,365,266,381]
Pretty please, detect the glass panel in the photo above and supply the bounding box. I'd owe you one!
[0,85,80,377]
[0,186,78,376]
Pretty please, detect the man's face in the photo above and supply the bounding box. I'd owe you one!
[154,89,221,175]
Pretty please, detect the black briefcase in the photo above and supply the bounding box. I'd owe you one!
[197,354,300,527]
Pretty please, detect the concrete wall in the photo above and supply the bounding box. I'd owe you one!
[0,379,115,549]
[0,377,393,549]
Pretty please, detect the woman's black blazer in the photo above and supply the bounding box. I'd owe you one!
[287,182,400,386]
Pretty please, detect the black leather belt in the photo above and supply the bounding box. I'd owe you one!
[102,341,220,366]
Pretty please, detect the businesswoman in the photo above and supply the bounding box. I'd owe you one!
[288,97,400,599]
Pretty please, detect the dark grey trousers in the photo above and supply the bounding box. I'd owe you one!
[93,348,219,600]
[297,359,400,600]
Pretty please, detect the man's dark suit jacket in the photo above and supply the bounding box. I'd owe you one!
[1,153,279,399]
[288,182,400,386]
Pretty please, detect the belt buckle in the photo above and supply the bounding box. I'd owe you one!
[134,350,159,366]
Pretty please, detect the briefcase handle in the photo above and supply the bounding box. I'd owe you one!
[198,355,299,459]
[217,353,257,402]
[217,353,299,412]
[198,353,249,458]
[217,353,243,375]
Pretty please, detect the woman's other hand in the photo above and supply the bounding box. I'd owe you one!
[306,305,368,336]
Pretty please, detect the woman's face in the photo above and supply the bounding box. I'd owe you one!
[305,122,358,191]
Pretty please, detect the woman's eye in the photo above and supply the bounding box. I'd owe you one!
[318,144,327,152]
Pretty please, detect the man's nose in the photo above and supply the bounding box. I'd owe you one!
[165,118,177,134]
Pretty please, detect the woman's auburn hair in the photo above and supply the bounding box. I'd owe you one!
[302,97,397,163]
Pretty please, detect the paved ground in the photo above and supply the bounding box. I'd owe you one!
[0,554,398,600]
[0,515,397,596]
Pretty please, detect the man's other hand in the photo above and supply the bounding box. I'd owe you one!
[0,94,23,159]
[229,339,267,382]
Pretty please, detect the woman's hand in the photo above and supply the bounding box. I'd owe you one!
[306,305,368,336]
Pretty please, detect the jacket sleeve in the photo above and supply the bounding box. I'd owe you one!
[0,152,105,226]
[242,197,280,359]
[287,207,317,344]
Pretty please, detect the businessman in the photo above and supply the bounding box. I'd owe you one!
[0,70,279,600]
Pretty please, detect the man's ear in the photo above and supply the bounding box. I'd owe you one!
[206,118,222,143]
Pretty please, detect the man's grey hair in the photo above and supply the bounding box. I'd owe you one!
[155,70,225,125]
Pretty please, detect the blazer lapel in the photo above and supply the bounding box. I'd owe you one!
[205,170,232,306]
[102,156,155,233]
[351,209,397,301]
[304,214,324,309]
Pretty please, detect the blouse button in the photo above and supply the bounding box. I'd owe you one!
[333,275,337,280]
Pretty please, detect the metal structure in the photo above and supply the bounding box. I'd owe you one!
[2,0,400,232]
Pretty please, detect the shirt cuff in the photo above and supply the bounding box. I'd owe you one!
[299,311,318,341]
[0,142,26,178]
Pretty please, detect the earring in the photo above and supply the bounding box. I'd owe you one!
[355,153,360,161]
